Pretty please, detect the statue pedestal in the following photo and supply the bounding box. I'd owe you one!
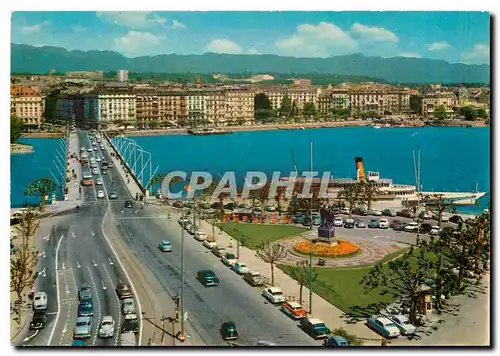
[302,228,337,245]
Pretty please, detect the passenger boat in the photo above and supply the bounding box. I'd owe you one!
[188,128,233,136]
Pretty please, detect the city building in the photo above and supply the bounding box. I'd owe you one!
[187,90,207,123]
[204,89,226,126]
[420,92,458,117]
[293,79,312,87]
[158,91,189,126]
[135,90,159,123]
[10,84,44,128]
[222,87,255,125]
[348,85,410,115]
[264,87,321,113]
[67,71,104,79]
[117,70,129,82]
[98,90,136,123]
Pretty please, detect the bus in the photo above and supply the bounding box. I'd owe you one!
[82,171,94,186]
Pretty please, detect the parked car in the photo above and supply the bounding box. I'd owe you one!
[73,316,92,339]
[122,298,136,315]
[370,210,383,216]
[243,271,265,286]
[382,209,397,217]
[30,311,47,330]
[33,292,48,311]
[280,301,306,320]
[312,214,321,225]
[404,222,419,232]
[367,316,401,338]
[78,284,92,301]
[212,246,227,258]
[353,207,369,216]
[344,218,355,228]
[158,240,172,252]
[116,282,133,299]
[378,218,390,229]
[220,321,238,341]
[397,209,414,218]
[221,253,238,267]
[300,317,331,339]
[391,315,416,335]
[356,219,366,228]
[78,300,94,317]
[194,231,206,241]
[429,226,441,236]
[302,216,312,227]
[333,217,344,227]
[262,287,285,304]
[107,162,113,168]
[323,335,349,347]
[202,237,217,249]
[98,316,115,338]
[224,203,237,210]
[449,215,464,224]
[232,262,249,275]
[419,211,433,220]
[368,218,378,228]
[197,269,219,287]
[294,213,305,224]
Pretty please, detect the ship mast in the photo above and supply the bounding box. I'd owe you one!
[413,146,421,245]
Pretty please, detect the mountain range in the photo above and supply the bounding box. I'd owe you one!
[11,43,490,84]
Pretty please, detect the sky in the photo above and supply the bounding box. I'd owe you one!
[11,11,490,64]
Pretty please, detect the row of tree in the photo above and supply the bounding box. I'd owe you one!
[434,105,489,121]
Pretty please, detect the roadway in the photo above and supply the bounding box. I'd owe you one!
[97,132,321,346]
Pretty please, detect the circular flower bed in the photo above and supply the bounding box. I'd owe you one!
[294,239,360,258]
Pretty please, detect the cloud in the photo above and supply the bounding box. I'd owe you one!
[427,41,451,51]
[350,23,398,43]
[206,39,243,54]
[398,52,421,58]
[247,47,261,55]
[276,22,358,57]
[97,11,167,29]
[113,31,165,57]
[72,26,86,33]
[461,44,490,64]
[20,21,50,34]
[172,20,186,30]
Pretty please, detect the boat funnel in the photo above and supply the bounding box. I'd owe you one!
[355,157,366,182]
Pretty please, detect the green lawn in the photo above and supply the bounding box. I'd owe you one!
[217,222,308,250]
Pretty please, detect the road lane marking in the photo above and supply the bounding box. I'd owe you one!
[47,232,65,346]
[23,330,39,342]
[87,265,102,346]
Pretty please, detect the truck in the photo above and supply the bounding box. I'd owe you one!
[120,331,137,346]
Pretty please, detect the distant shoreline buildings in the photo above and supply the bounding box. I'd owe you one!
[10,71,490,129]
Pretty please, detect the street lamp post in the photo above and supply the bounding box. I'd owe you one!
[309,140,314,314]
[180,207,185,340]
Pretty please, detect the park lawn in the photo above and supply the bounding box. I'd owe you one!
[217,222,308,250]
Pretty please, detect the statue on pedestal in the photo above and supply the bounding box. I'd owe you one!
[317,206,336,241]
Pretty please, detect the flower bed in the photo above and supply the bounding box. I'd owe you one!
[294,239,360,258]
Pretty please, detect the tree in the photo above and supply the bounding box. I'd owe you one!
[459,106,477,121]
[435,105,447,120]
[337,183,363,218]
[10,209,40,324]
[361,247,434,324]
[248,183,271,222]
[476,108,489,120]
[11,115,23,143]
[256,242,288,286]
[279,94,292,117]
[359,180,380,211]
[421,193,456,227]
[24,177,56,208]
[289,260,317,305]
[303,102,317,118]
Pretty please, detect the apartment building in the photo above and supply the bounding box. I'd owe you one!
[117,70,129,82]
[136,90,159,123]
[204,89,226,125]
[222,87,254,124]
[67,71,104,79]
[158,91,188,125]
[264,87,321,112]
[98,91,136,122]
[188,91,207,122]
[10,84,44,128]
[348,85,410,115]
[420,92,458,117]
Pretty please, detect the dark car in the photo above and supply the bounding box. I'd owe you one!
[294,213,305,224]
[224,203,238,210]
[78,300,94,317]
[72,340,86,347]
[173,201,184,208]
[390,220,406,231]
[121,315,140,333]
[343,219,355,229]
[197,270,219,287]
[353,207,369,216]
[116,282,133,299]
[302,217,312,226]
[124,200,133,208]
[210,202,222,209]
[449,215,464,224]
[419,223,433,234]
[323,335,349,347]
[220,321,239,340]
[397,209,414,218]
[78,284,92,301]
[30,311,47,330]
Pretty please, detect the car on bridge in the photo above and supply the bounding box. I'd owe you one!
[73,316,92,339]
[220,321,239,341]
[29,311,47,330]
[33,292,48,311]
[98,316,116,338]
[109,192,117,200]
[78,300,94,317]
[78,284,92,301]
[121,314,140,333]
[122,298,136,315]
[116,282,133,299]
[96,178,103,186]
[97,190,105,199]
[124,200,133,208]
[107,162,114,168]
[71,340,86,347]
[158,240,172,252]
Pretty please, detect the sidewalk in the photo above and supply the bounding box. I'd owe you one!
[158,206,382,345]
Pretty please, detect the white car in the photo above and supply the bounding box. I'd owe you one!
[333,217,344,227]
[96,156,102,162]
[96,178,103,185]
[33,292,48,311]
[92,168,99,175]
[194,231,206,241]
[202,239,217,249]
[391,315,416,335]
[404,222,419,232]
[100,146,105,151]
[98,316,115,338]
[232,262,249,275]
[371,210,383,216]
[87,148,93,152]
[122,298,136,315]
[378,218,389,229]
[429,226,441,236]
[262,287,286,304]
[80,146,86,152]
[97,190,105,199]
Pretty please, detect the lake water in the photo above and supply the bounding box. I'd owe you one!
[11,127,490,213]
[10,138,67,208]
